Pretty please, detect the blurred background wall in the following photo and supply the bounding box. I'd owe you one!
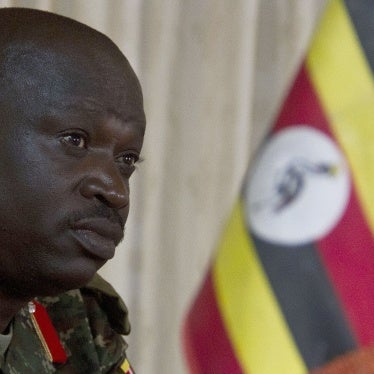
[0,0,326,372]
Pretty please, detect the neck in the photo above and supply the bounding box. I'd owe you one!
[0,291,30,333]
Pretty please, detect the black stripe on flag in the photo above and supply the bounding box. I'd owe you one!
[344,0,374,72]
[251,234,357,369]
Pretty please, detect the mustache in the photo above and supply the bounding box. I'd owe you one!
[68,205,125,231]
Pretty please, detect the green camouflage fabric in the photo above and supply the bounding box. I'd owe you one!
[1,274,132,373]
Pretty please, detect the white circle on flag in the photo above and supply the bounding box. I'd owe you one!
[246,126,350,245]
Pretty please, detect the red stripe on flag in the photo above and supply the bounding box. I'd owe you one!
[183,270,244,373]
[273,65,374,346]
[319,190,374,346]
[274,65,333,138]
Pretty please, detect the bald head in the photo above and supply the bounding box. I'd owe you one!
[0,8,113,44]
[0,7,127,69]
[0,7,143,123]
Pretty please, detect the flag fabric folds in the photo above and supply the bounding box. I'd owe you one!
[183,0,374,372]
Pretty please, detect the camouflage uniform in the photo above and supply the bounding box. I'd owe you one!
[0,275,133,373]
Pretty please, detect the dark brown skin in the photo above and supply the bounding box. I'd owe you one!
[0,8,146,333]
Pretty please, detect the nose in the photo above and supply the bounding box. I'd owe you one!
[79,161,129,210]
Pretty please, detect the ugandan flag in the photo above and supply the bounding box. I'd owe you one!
[183,0,374,372]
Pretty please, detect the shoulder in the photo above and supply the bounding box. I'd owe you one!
[5,276,131,373]
[38,274,131,372]
[81,273,131,336]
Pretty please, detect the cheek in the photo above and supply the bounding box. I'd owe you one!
[0,160,69,236]
[5,136,72,201]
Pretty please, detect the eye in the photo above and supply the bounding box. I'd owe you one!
[116,152,142,176]
[117,153,139,167]
[60,132,87,149]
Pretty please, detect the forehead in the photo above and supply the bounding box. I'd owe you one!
[3,46,144,124]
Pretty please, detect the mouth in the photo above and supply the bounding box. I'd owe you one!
[70,218,123,260]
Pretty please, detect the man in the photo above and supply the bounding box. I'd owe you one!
[0,7,145,373]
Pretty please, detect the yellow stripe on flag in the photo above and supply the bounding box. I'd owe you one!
[307,0,374,231]
[213,201,307,374]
